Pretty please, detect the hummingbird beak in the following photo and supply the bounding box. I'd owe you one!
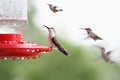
[43,25,49,29]
[79,28,86,30]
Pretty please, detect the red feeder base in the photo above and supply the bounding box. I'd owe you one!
[0,34,51,60]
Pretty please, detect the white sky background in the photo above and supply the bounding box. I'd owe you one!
[33,0,120,51]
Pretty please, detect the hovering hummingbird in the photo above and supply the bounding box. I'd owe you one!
[80,28,103,41]
[98,47,114,63]
[43,25,69,56]
[47,4,63,13]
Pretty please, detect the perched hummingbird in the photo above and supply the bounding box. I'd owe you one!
[47,4,63,13]
[80,28,103,41]
[43,25,69,56]
[99,47,114,63]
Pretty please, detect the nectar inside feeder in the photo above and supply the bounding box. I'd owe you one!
[0,0,51,60]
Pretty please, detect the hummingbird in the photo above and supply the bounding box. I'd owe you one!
[98,47,114,63]
[80,28,103,41]
[47,4,63,13]
[43,25,69,56]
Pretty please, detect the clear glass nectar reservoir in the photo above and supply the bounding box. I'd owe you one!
[0,0,27,33]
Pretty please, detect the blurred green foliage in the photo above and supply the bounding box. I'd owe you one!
[1,3,120,80]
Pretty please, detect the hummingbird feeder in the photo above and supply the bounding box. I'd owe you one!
[0,0,51,60]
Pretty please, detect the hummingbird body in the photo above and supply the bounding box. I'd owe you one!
[99,47,114,63]
[100,47,111,62]
[80,28,103,41]
[47,4,63,13]
[43,25,68,56]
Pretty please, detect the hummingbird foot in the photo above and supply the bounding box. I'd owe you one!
[50,46,57,50]
[50,46,53,50]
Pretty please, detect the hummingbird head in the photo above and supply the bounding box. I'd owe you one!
[43,25,56,37]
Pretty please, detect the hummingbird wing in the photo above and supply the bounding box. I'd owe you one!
[48,4,55,11]
[48,4,62,13]
[106,50,115,63]
[106,50,113,55]
[91,32,103,40]
[95,35,103,40]
[51,37,69,56]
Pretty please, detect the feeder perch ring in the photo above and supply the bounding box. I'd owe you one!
[0,34,51,60]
